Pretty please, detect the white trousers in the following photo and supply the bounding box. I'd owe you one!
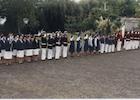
[136,41,140,49]
[63,46,68,58]
[131,40,135,50]
[134,41,137,49]
[48,49,53,60]
[0,53,1,60]
[108,45,112,53]
[41,48,47,60]
[105,44,109,53]
[124,40,126,49]
[59,45,62,57]
[101,44,105,54]
[52,47,55,58]
[111,45,115,52]
[125,41,130,50]
[55,46,61,59]
[117,41,122,51]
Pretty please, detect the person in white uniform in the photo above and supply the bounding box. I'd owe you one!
[62,33,68,58]
[52,33,56,59]
[111,36,115,52]
[33,35,40,61]
[117,33,122,52]
[59,32,63,58]
[55,33,61,60]
[47,34,53,60]
[25,35,33,63]
[100,34,105,54]
[4,37,12,65]
[12,35,18,63]
[17,35,24,64]
[105,34,109,53]
[130,31,134,50]
[41,34,47,61]
[108,36,112,53]
[0,36,6,64]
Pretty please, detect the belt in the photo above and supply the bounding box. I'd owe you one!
[42,43,46,45]
[56,42,60,45]
[48,44,52,46]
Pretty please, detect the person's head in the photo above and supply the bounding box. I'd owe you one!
[107,34,110,37]
[23,36,26,40]
[52,33,56,38]
[89,33,92,37]
[102,34,105,38]
[97,34,100,38]
[65,33,67,38]
[31,36,34,41]
[35,36,38,40]
[57,33,60,38]
[92,34,95,38]
[19,35,23,40]
[7,36,10,41]
[2,36,5,40]
[27,35,31,40]
[14,35,17,40]
[0,33,3,36]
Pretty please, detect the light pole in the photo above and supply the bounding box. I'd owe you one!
[23,18,29,34]
[23,18,29,25]
[0,16,7,33]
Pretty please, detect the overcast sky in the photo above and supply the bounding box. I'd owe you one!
[74,0,81,2]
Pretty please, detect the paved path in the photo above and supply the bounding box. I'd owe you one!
[0,49,140,98]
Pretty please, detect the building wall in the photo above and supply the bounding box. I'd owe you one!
[122,18,139,31]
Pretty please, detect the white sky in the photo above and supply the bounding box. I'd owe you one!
[74,0,82,2]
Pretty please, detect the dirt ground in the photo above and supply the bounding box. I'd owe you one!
[0,49,140,98]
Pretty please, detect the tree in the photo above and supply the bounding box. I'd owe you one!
[2,0,39,34]
[135,3,140,28]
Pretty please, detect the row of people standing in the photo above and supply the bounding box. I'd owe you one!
[41,32,68,61]
[124,31,140,50]
[69,31,140,57]
[0,32,69,65]
[0,31,140,66]
[69,33,116,56]
[0,34,40,65]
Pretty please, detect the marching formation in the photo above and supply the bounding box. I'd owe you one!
[0,31,140,66]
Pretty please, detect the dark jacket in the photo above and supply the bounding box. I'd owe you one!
[105,37,109,44]
[5,40,12,51]
[100,37,105,44]
[33,39,40,49]
[48,38,53,49]
[17,39,24,50]
[26,39,32,49]
[0,40,5,50]
[12,40,18,50]
[41,37,47,48]
[62,37,68,46]
[55,37,61,46]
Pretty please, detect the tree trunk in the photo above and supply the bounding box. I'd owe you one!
[18,27,21,34]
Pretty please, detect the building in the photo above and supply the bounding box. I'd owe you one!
[122,18,139,31]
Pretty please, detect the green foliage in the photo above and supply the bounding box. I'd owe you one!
[135,3,140,28]
[0,0,139,34]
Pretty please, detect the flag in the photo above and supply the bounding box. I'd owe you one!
[120,19,126,40]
